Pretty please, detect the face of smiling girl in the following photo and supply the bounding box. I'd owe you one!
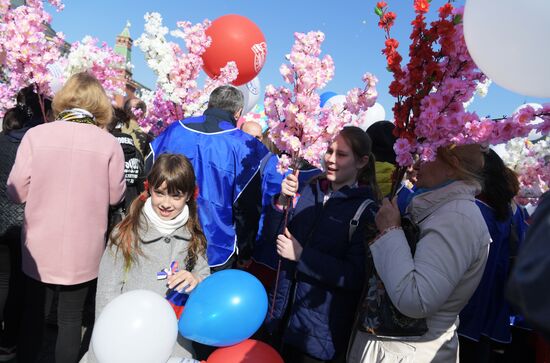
[324,134,368,191]
[150,181,187,220]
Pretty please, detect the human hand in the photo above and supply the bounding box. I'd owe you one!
[167,270,199,293]
[375,197,401,233]
[278,171,300,206]
[276,228,303,261]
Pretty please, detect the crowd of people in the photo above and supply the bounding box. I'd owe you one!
[0,72,549,363]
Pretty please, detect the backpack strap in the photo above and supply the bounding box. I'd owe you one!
[349,199,374,242]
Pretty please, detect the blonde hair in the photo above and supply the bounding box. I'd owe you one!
[52,72,113,126]
[438,144,484,184]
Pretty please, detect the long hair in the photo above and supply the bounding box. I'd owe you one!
[110,154,207,270]
[479,149,520,221]
[339,126,381,201]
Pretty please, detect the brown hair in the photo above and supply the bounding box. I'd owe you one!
[123,97,147,122]
[339,126,381,201]
[438,144,485,185]
[52,72,113,126]
[2,106,29,131]
[110,154,207,270]
[479,149,520,221]
[107,106,130,133]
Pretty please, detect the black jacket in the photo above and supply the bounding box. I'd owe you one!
[0,129,27,238]
[507,192,550,338]
[112,130,145,208]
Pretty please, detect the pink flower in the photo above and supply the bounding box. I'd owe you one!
[65,36,126,99]
[396,152,415,166]
[134,15,238,135]
[266,31,378,172]
[276,154,292,174]
[0,0,64,115]
[379,4,549,166]
[514,105,536,124]
[394,138,412,154]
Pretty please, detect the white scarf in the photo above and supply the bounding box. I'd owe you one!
[143,197,189,235]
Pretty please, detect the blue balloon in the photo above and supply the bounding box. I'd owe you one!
[178,269,268,347]
[319,91,338,107]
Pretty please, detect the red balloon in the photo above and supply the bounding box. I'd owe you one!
[206,339,283,363]
[202,14,267,86]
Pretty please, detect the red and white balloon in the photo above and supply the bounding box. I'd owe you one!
[202,15,267,86]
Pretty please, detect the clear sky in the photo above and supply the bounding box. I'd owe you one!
[48,0,549,119]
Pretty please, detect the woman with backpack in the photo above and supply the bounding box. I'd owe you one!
[263,126,380,363]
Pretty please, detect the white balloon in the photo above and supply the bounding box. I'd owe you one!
[47,61,66,95]
[237,76,261,115]
[463,0,550,98]
[166,358,200,363]
[92,290,178,363]
[322,94,347,109]
[514,103,544,141]
[358,103,386,131]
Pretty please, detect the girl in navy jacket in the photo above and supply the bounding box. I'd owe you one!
[264,126,380,363]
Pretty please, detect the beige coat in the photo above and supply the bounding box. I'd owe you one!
[349,181,491,362]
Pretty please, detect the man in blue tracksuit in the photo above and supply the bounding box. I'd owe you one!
[149,86,268,271]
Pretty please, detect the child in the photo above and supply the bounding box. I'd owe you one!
[84,154,210,361]
[264,126,380,363]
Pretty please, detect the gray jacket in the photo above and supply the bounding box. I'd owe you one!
[350,181,491,363]
[83,219,210,362]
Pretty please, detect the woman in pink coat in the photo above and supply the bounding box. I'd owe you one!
[7,72,126,363]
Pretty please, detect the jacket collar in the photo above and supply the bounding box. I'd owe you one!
[139,216,192,244]
[183,108,237,133]
[408,180,481,222]
[203,108,237,127]
[5,128,28,142]
[316,178,376,201]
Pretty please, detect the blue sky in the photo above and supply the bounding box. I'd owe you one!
[48,0,549,119]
